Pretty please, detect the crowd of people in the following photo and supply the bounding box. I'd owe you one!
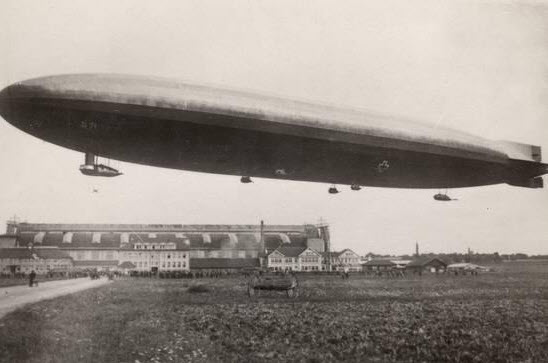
[121,270,238,279]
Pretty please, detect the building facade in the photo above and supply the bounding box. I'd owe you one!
[323,249,361,272]
[361,259,396,272]
[119,242,189,272]
[328,249,361,272]
[0,248,73,275]
[299,248,323,271]
[406,257,448,274]
[266,246,323,272]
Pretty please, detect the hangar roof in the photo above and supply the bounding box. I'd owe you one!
[16,223,307,233]
[14,223,315,250]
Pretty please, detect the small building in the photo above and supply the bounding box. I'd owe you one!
[0,247,73,275]
[118,261,136,274]
[406,257,447,274]
[324,249,362,272]
[361,259,396,272]
[447,263,489,274]
[266,246,322,272]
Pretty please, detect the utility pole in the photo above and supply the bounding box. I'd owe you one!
[259,220,265,266]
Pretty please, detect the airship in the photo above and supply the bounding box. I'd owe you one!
[0,74,546,193]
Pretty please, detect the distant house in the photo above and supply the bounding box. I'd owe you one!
[266,246,322,272]
[406,257,447,274]
[361,259,396,272]
[447,263,489,274]
[0,247,73,275]
[325,249,361,272]
[118,261,136,269]
[118,261,136,274]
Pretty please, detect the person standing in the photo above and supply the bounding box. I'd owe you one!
[29,270,36,287]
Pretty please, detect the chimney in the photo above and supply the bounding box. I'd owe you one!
[6,216,19,235]
[415,242,419,257]
[259,220,265,266]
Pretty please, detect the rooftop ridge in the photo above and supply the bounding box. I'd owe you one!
[16,223,309,233]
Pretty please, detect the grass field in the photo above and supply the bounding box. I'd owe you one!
[0,261,547,363]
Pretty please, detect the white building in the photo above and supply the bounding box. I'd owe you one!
[118,242,189,272]
[324,249,361,272]
[266,246,322,272]
[0,248,73,275]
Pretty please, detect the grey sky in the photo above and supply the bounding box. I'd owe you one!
[1,0,547,255]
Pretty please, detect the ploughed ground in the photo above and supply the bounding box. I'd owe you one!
[0,262,547,363]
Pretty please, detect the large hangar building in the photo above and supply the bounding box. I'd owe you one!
[6,221,328,273]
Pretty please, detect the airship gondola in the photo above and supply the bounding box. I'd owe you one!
[79,152,122,177]
[433,193,456,202]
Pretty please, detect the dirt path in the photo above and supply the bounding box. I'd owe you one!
[0,277,111,319]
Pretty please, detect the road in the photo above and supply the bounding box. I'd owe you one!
[0,277,111,319]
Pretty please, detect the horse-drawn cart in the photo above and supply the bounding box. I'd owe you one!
[247,273,298,298]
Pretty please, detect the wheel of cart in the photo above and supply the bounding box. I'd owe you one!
[286,278,298,298]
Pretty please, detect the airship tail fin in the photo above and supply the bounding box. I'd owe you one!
[500,142,546,188]
[497,140,542,163]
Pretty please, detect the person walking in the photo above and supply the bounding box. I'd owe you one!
[29,270,36,287]
[343,266,349,279]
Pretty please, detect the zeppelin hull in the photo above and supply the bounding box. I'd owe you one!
[1,98,524,189]
[0,74,546,189]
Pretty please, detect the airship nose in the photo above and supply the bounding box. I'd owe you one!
[0,82,38,131]
[0,84,17,127]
